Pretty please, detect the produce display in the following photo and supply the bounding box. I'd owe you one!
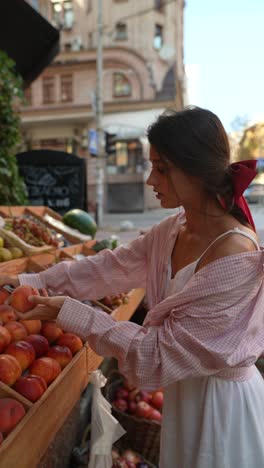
[0,235,23,262]
[101,293,130,310]
[112,447,153,468]
[0,285,84,408]
[0,398,26,445]
[62,209,97,238]
[3,216,61,248]
[112,378,163,423]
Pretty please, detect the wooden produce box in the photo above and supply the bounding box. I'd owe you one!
[0,347,88,468]
[0,205,88,246]
[0,256,45,275]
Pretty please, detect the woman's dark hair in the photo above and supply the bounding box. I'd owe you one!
[147,106,249,226]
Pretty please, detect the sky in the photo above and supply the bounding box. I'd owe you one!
[184,0,264,132]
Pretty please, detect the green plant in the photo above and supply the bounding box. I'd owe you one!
[0,50,28,205]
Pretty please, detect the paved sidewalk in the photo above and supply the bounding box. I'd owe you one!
[97,205,264,246]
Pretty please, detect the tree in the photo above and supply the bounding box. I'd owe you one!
[0,50,28,205]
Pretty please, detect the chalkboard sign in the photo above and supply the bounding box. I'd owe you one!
[16,150,87,215]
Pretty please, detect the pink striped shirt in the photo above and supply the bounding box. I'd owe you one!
[19,212,264,391]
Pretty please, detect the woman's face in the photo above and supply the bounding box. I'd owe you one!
[146,145,199,209]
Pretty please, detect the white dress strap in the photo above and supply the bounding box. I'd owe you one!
[197,228,260,266]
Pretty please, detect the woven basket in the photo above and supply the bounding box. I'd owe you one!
[104,370,161,465]
[78,423,157,468]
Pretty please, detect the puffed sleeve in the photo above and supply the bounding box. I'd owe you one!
[56,294,252,392]
[19,230,152,301]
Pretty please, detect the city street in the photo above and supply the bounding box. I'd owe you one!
[97,204,264,245]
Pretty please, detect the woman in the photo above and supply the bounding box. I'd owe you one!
[2,107,264,467]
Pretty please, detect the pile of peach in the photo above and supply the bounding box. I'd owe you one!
[112,378,163,423]
[0,285,84,444]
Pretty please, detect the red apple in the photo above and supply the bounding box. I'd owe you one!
[41,321,63,344]
[0,398,25,435]
[10,285,40,313]
[135,401,151,419]
[13,374,47,402]
[115,387,129,400]
[5,340,35,371]
[135,390,152,404]
[0,287,10,305]
[19,319,42,335]
[128,400,137,415]
[0,305,16,324]
[46,345,72,369]
[25,334,49,358]
[0,354,22,385]
[0,325,11,353]
[4,321,27,342]
[151,391,163,410]
[112,398,128,412]
[56,333,83,355]
[123,449,141,465]
[29,357,61,385]
[128,389,139,401]
[147,407,162,422]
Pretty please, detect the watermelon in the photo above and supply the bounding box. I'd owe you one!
[62,209,97,238]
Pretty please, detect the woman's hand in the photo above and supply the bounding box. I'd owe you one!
[15,295,67,321]
[0,275,19,288]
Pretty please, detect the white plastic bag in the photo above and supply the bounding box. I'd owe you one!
[88,370,126,468]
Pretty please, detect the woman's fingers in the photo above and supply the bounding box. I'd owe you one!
[28,295,53,306]
[16,305,58,321]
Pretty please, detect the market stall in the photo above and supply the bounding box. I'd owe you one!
[0,206,145,468]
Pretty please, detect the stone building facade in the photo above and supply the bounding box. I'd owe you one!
[22,0,185,212]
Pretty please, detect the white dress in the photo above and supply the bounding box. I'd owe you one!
[160,229,264,468]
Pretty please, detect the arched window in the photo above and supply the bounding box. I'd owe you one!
[113,73,132,98]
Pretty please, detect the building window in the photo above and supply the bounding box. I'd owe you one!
[61,75,73,102]
[43,76,55,104]
[115,23,127,40]
[153,24,163,50]
[113,73,132,98]
[24,86,32,106]
[51,0,74,30]
[107,140,144,175]
[154,0,165,11]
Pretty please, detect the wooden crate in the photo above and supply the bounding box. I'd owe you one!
[0,347,88,468]
[62,240,97,258]
[0,257,45,275]
[0,206,86,245]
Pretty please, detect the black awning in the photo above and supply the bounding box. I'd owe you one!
[0,1,60,87]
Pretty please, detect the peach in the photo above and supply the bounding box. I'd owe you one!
[13,374,47,402]
[5,341,35,371]
[0,287,10,305]
[4,321,27,342]
[0,325,11,353]
[57,333,83,355]
[0,305,16,324]
[0,398,25,435]
[19,319,42,335]
[29,357,61,385]
[41,321,63,344]
[0,354,22,385]
[10,285,40,313]
[25,334,49,358]
[46,345,73,369]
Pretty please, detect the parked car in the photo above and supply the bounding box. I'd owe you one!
[244,183,264,204]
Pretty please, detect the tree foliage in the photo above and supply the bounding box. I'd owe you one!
[0,50,28,205]
[239,122,264,160]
